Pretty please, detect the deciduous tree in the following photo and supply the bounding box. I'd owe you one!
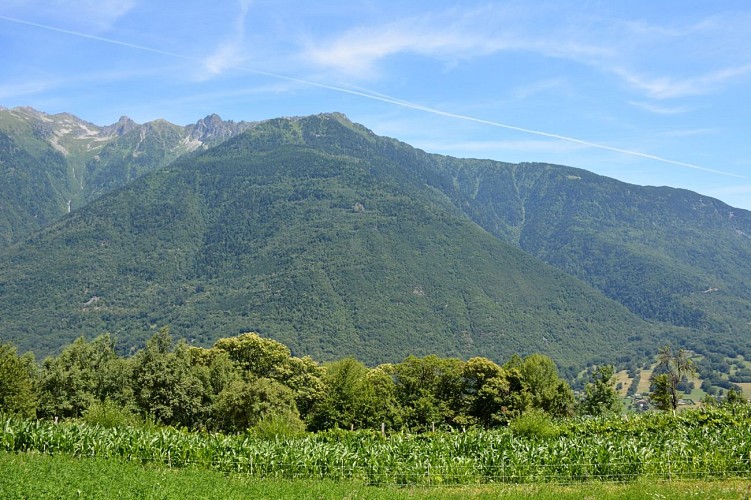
[581,365,622,416]
[0,342,37,418]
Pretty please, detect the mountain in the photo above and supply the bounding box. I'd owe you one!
[424,160,751,357]
[0,113,673,370]
[193,112,751,361]
[1,109,749,371]
[0,106,254,247]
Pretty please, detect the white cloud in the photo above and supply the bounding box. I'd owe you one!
[204,43,244,76]
[301,4,751,102]
[302,7,609,78]
[201,0,253,77]
[614,64,751,100]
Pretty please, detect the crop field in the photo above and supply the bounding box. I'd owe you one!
[3,406,751,486]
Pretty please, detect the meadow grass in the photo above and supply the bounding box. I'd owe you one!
[1,452,750,499]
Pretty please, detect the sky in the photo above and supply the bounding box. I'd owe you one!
[2,1,751,209]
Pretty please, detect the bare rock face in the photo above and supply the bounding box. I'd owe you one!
[102,116,138,137]
[187,113,256,144]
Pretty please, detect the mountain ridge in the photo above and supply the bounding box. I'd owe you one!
[1,108,749,372]
[0,106,258,246]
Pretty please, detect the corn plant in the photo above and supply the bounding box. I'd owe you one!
[3,405,751,485]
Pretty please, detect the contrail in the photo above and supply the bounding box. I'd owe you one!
[1,14,744,179]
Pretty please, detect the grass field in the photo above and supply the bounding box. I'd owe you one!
[1,452,750,499]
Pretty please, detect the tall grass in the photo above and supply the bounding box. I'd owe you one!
[2,406,751,485]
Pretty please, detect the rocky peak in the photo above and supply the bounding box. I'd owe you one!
[188,114,255,144]
[102,116,138,137]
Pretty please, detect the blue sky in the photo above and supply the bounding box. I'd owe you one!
[2,1,751,209]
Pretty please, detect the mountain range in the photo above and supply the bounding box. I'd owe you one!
[0,106,254,247]
[1,107,749,373]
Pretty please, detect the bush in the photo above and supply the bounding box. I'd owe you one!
[83,399,139,428]
[249,409,307,439]
[509,409,560,439]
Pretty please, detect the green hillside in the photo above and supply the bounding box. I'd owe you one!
[426,161,751,358]
[0,129,70,245]
[2,109,750,371]
[235,114,751,360]
[0,115,663,369]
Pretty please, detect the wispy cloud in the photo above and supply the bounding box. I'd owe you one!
[202,0,252,77]
[1,0,135,31]
[628,101,693,115]
[302,4,751,102]
[302,7,610,79]
[614,64,751,100]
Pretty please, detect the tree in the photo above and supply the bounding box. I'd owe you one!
[362,365,403,429]
[131,328,210,427]
[0,343,37,418]
[213,332,291,379]
[275,355,325,422]
[462,357,511,427]
[580,365,622,416]
[724,388,748,409]
[650,345,696,412]
[38,334,130,419]
[390,355,465,431]
[211,376,301,433]
[311,358,397,430]
[518,354,576,417]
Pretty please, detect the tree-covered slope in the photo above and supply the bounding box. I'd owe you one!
[242,115,751,359]
[3,109,749,368]
[425,160,751,356]
[0,115,661,369]
[0,129,72,246]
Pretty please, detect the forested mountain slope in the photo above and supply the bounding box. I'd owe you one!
[239,114,751,359]
[429,160,751,357]
[2,110,749,369]
[0,114,665,369]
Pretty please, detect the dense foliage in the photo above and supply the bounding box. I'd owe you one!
[0,332,585,433]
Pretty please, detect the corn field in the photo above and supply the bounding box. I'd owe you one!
[2,406,751,485]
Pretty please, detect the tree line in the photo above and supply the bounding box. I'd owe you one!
[0,329,622,433]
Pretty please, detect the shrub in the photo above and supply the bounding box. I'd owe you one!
[83,399,139,428]
[509,409,560,439]
[249,409,307,439]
